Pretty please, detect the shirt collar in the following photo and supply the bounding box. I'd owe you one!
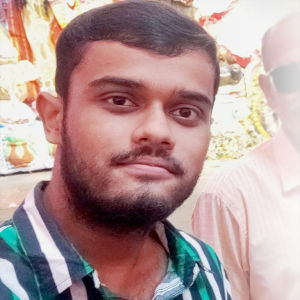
[12,182,201,297]
[273,129,300,192]
[162,221,205,288]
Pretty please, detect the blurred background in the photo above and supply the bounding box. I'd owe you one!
[1,0,299,231]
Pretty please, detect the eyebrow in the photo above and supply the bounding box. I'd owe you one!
[176,90,213,108]
[88,76,213,107]
[88,76,143,89]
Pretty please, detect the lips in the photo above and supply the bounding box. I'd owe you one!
[116,156,184,176]
[118,158,172,174]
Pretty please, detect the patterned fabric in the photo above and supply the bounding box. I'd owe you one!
[0,182,231,299]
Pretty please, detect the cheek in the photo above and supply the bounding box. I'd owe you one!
[276,97,300,123]
[65,119,112,162]
[190,142,209,166]
[177,131,210,170]
[275,92,299,110]
[81,129,125,158]
[74,107,127,141]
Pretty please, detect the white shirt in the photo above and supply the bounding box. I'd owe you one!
[192,130,300,300]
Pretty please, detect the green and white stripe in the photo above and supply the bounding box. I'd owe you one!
[0,182,231,299]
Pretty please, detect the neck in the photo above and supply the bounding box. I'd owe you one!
[44,166,152,259]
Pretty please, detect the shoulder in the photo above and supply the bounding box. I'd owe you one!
[0,220,35,299]
[200,139,276,201]
[177,230,232,299]
[0,219,29,270]
[178,229,225,273]
[0,220,22,255]
[0,220,23,253]
[164,221,227,276]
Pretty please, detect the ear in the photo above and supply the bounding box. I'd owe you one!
[36,92,63,145]
[258,74,277,110]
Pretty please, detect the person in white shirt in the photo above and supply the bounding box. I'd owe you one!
[192,12,300,300]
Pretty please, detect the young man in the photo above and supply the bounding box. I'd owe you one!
[0,1,231,299]
[192,13,300,300]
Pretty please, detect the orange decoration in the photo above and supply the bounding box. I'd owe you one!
[7,0,33,61]
[7,0,39,103]
[50,17,62,46]
[7,141,34,168]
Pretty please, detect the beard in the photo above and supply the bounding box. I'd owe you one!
[60,126,200,234]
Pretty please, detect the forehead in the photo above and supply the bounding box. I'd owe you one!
[70,41,215,103]
[263,17,300,71]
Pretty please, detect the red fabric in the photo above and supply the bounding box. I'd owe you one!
[199,10,229,26]
[231,53,251,68]
[7,0,39,103]
[7,0,33,61]
[50,17,62,46]
[198,0,251,69]
[198,0,240,27]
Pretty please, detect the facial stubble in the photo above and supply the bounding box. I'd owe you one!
[60,122,201,234]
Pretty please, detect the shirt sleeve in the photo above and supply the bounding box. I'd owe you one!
[192,189,250,300]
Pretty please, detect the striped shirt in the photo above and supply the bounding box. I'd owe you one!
[0,182,231,300]
[192,130,300,300]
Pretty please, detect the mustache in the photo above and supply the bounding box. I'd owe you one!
[110,146,185,176]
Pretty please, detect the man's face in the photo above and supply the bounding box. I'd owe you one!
[60,41,215,232]
[263,18,300,150]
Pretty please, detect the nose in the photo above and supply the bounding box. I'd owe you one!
[131,103,175,150]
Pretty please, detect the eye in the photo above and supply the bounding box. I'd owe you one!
[171,107,201,124]
[107,96,136,107]
[176,107,193,118]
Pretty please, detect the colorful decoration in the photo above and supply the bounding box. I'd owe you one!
[0,0,281,171]
[197,0,239,27]
[49,16,62,46]
[7,0,39,103]
[6,138,34,168]
[0,121,55,174]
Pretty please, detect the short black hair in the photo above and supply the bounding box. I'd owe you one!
[55,0,220,100]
